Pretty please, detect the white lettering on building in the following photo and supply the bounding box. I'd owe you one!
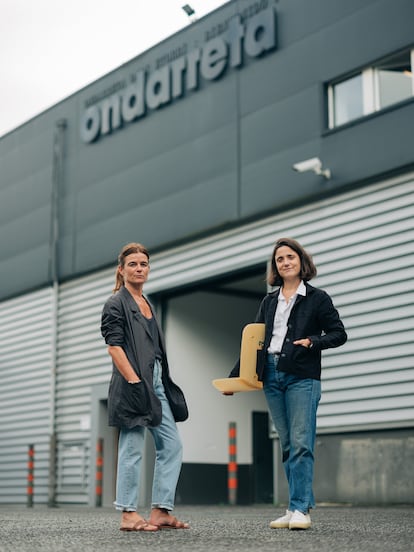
[80,7,276,143]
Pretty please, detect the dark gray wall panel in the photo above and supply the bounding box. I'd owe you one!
[75,124,237,231]
[323,102,414,183]
[75,166,238,272]
[0,244,50,294]
[241,85,321,162]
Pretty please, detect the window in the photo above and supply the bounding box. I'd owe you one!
[331,73,364,127]
[328,49,414,129]
[377,51,413,109]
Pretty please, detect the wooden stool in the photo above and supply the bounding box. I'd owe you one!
[212,323,265,393]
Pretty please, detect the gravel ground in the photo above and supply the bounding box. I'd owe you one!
[0,504,413,552]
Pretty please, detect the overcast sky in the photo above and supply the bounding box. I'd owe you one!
[0,0,227,138]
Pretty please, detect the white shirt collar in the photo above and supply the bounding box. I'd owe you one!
[297,280,307,296]
[279,280,307,302]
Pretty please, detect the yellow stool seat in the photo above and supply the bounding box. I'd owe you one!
[212,323,265,393]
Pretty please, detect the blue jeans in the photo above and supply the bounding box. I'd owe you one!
[263,354,321,513]
[114,359,183,511]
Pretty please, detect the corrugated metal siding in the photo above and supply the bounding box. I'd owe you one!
[307,181,414,431]
[0,288,54,504]
[53,173,414,504]
[54,276,113,504]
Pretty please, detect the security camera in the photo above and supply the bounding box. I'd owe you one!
[292,157,331,179]
[293,157,322,173]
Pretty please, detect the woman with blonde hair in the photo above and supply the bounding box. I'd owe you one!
[101,243,189,531]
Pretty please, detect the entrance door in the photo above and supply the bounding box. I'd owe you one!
[252,411,273,503]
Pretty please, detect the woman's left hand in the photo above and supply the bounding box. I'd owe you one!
[293,338,312,348]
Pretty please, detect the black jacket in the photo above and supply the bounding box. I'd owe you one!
[101,286,188,429]
[230,283,347,381]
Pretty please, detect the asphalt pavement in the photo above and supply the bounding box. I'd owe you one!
[0,504,413,552]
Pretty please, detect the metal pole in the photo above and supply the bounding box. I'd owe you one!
[48,119,66,507]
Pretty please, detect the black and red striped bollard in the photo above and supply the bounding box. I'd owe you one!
[95,438,104,506]
[27,444,34,507]
[228,422,237,505]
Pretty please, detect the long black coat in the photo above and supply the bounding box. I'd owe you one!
[230,282,347,381]
[101,286,187,429]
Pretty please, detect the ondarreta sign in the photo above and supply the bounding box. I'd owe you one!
[80,6,277,143]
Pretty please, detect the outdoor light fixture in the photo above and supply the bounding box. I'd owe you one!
[182,4,195,17]
[292,157,331,179]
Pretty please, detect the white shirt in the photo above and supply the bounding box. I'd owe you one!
[268,280,307,354]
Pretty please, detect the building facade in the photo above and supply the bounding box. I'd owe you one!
[0,0,413,507]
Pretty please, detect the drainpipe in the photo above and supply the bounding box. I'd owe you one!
[48,119,66,507]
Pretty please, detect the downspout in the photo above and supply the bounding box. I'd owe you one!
[235,59,241,219]
[48,119,67,507]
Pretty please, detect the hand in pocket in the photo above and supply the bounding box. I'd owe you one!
[122,380,149,416]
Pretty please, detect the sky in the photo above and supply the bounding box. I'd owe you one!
[0,0,227,138]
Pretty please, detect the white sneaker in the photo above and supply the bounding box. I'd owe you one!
[269,510,293,529]
[289,509,311,530]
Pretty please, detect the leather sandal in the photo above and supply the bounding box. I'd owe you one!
[149,514,189,529]
[120,519,159,532]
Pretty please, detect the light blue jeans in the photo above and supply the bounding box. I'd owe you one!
[114,359,183,512]
[263,353,321,514]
